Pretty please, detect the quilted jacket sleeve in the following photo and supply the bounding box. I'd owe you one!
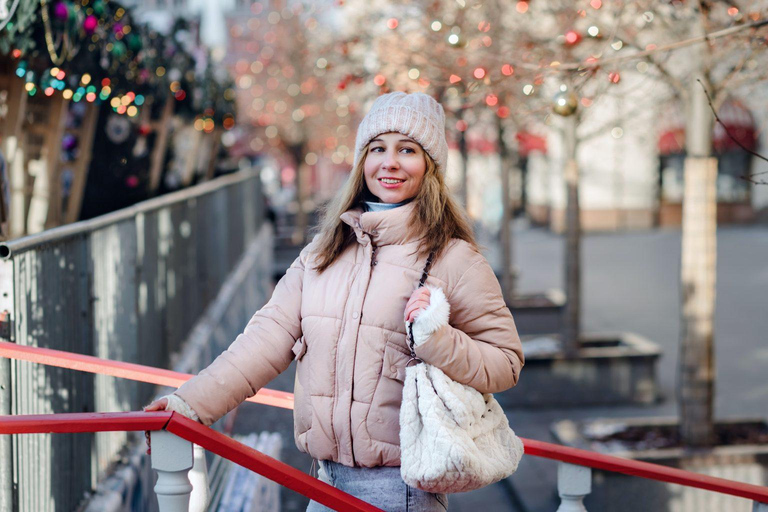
[174,242,312,426]
[413,255,524,394]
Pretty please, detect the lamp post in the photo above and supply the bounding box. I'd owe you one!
[552,85,580,357]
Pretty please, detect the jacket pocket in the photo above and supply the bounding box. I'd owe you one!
[382,343,410,382]
[365,345,412,446]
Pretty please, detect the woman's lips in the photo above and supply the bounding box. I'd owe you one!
[378,177,405,189]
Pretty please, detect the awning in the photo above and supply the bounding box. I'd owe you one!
[516,131,547,157]
[658,99,757,155]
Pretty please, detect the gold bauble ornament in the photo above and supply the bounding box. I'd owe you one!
[552,90,579,116]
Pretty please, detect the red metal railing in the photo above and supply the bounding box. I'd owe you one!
[0,340,293,410]
[2,340,768,507]
[0,411,383,512]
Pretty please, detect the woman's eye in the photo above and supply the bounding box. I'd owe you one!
[401,147,415,154]
[370,147,384,152]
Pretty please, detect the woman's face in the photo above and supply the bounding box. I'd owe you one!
[363,132,427,203]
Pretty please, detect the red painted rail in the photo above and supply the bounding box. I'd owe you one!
[0,412,382,512]
[0,340,294,409]
[2,343,768,505]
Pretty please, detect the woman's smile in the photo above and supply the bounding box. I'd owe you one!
[378,177,406,188]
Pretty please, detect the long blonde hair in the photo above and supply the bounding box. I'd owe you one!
[312,143,477,273]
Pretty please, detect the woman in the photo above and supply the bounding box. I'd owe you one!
[146,92,524,511]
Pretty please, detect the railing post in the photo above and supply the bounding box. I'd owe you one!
[556,462,591,512]
[754,502,768,512]
[151,430,194,512]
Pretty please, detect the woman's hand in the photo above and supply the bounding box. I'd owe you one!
[404,287,431,323]
[143,397,168,455]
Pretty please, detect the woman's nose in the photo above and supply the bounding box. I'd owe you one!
[382,150,400,169]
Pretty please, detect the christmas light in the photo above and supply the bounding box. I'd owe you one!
[611,40,623,50]
[516,2,528,14]
[127,106,138,117]
[387,18,398,29]
[485,94,498,106]
[523,84,534,95]
[588,26,599,37]
[590,0,602,8]
[374,74,386,86]
[501,64,514,76]
[431,21,442,31]
[473,67,486,79]
[450,74,462,84]
[408,68,420,80]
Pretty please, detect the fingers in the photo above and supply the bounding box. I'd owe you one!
[404,298,431,322]
[143,397,168,412]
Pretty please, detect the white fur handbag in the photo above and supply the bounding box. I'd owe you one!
[399,254,524,494]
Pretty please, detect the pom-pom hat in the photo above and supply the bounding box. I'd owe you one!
[353,92,449,173]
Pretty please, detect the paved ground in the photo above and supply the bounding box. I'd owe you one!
[233,221,768,511]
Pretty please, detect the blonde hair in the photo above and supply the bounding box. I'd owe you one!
[313,143,477,273]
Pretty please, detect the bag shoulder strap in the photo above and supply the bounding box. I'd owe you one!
[407,251,435,360]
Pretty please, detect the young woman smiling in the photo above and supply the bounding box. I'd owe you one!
[146,92,524,511]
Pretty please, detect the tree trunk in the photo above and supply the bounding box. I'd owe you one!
[562,115,581,356]
[457,109,468,208]
[497,115,516,304]
[286,143,307,245]
[678,71,717,447]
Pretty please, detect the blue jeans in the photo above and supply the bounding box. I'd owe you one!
[306,460,449,512]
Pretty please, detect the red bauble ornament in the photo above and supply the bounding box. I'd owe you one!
[564,30,582,45]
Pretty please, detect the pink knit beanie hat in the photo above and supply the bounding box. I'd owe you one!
[353,92,449,173]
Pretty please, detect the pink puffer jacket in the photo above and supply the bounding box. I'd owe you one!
[175,202,523,467]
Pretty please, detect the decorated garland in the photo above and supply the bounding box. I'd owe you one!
[0,0,236,126]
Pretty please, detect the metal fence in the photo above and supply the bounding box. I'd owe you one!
[0,170,264,512]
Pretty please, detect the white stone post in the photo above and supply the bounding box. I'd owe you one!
[556,462,591,512]
[151,430,194,512]
[753,502,768,512]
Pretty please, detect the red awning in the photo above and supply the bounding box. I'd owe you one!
[658,99,757,155]
[516,131,548,157]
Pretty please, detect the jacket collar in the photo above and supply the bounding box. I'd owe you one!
[340,201,420,246]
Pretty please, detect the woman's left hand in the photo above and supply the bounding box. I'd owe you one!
[404,287,431,323]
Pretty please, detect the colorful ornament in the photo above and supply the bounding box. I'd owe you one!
[53,1,68,20]
[83,15,98,34]
[111,40,127,58]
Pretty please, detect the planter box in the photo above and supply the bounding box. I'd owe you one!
[551,417,768,512]
[508,289,566,336]
[496,332,661,408]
